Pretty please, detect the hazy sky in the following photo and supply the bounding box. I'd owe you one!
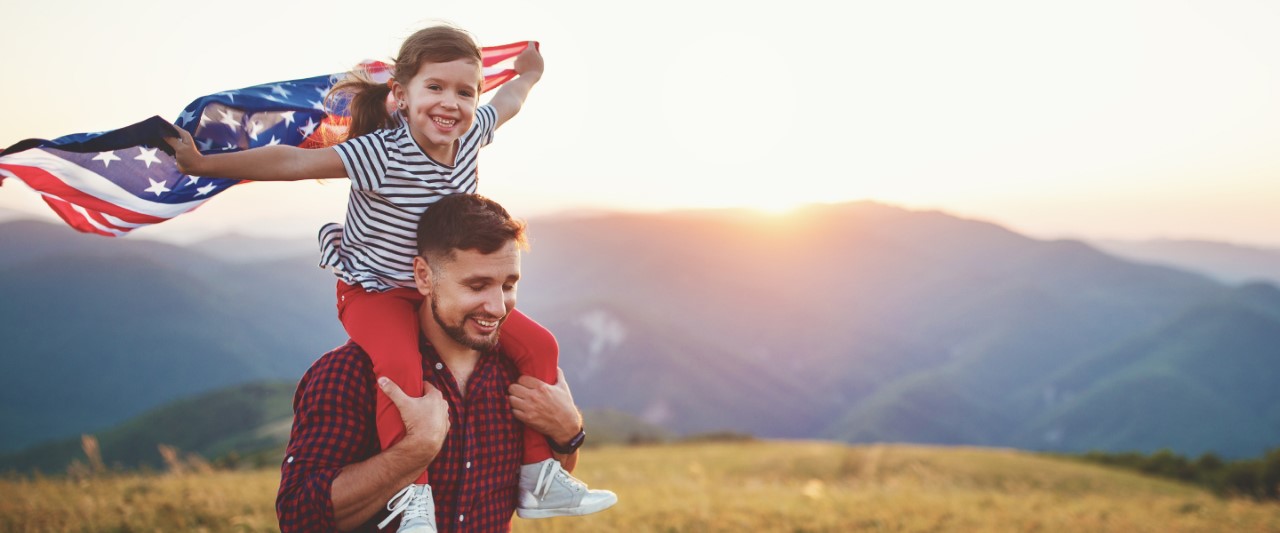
[2,0,1279,246]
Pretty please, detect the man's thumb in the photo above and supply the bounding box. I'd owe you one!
[378,376,405,403]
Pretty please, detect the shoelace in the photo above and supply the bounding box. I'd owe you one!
[377,484,433,529]
[531,460,585,500]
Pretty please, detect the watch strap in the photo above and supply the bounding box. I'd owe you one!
[546,427,586,454]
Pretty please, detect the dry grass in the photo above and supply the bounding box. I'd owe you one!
[0,470,280,532]
[515,442,1280,533]
[3,441,1279,532]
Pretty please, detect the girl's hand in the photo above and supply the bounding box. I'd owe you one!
[162,127,203,175]
[513,41,544,80]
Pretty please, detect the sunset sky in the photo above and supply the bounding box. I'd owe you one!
[2,0,1278,246]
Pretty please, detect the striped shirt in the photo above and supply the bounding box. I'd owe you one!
[319,105,498,291]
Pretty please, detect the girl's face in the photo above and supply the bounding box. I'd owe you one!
[393,58,483,165]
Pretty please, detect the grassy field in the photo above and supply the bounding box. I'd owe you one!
[2,441,1278,532]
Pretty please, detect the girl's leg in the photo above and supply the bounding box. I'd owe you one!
[506,309,619,518]
[499,308,557,464]
[336,281,429,484]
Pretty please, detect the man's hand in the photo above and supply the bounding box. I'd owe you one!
[508,368,580,445]
[379,377,450,462]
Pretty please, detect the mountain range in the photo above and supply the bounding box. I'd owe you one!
[1091,238,1280,286]
[2,201,1277,470]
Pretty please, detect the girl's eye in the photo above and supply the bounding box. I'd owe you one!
[427,84,442,91]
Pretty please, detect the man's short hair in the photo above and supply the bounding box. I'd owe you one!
[416,193,528,260]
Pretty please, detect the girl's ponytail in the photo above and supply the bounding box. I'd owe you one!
[327,70,396,140]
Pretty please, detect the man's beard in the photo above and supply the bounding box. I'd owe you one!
[430,294,502,351]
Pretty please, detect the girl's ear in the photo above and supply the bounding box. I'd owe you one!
[413,255,433,296]
[390,80,406,107]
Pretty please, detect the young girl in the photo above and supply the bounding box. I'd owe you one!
[165,25,615,533]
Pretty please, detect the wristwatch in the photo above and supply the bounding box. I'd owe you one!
[546,427,586,454]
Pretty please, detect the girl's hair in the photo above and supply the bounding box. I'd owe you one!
[328,25,484,139]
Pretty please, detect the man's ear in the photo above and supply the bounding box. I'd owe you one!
[413,256,433,297]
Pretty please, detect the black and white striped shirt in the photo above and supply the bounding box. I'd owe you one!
[319,105,498,291]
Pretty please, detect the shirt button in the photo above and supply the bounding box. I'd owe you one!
[459,514,465,522]
[435,362,443,370]
[286,456,294,463]
[466,461,472,469]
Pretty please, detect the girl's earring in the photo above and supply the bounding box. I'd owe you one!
[397,101,406,110]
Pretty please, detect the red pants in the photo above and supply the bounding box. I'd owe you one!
[336,281,556,485]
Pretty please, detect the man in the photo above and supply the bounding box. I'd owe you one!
[277,194,611,532]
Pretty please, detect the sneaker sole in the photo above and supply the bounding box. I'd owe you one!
[516,493,618,519]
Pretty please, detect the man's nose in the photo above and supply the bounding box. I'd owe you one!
[482,288,507,317]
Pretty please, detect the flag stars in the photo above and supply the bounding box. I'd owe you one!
[219,109,241,130]
[271,84,292,98]
[267,135,281,146]
[178,109,197,126]
[308,99,325,111]
[248,121,265,141]
[299,118,318,137]
[144,177,170,196]
[195,183,217,196]
[187,176,201,185]
[197,138,215,152]
[134,147,161,168]
[280,111,296,126]
[93,151,121,168]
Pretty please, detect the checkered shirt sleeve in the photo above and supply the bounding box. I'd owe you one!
[276,341,380,533]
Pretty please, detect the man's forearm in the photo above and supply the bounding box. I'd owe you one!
[331,442,435,531]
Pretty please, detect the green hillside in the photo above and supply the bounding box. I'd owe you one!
[1019,283,1280,457]
[0,221,343,453]
[0,382,296,473]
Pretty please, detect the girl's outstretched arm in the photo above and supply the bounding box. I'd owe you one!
[163,127,346,182]
[489,42,544,129]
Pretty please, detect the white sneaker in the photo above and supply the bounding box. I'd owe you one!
[516,458,618,519]
[377,483,437,533]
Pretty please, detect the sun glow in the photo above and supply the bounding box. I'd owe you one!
[750,197,806,215]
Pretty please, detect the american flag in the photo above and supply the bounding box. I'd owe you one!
[0,42,532,237]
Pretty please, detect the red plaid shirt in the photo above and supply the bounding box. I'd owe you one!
[276,339,523,532]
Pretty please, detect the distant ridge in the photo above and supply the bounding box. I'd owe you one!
[2,202,1277,465]
[1092,238,1280,286]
